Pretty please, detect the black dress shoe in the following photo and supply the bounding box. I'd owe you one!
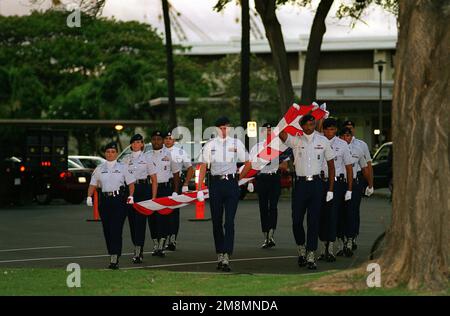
[156,249,166,257]
[222,264,231,272]
[166,243,176,251]
[298,256,307,267]
[108,262,119,270]
[307,261,317,270]
[326,253,336,262]
[261,240,269,249]
[217,262,224,270]
[267,238,276,248]
[344,247,353,257]
[132,256,143,264]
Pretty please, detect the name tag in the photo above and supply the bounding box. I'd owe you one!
[314,146,324,149]
[228,147,237,152]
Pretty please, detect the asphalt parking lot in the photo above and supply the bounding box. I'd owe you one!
[0,191,391,274]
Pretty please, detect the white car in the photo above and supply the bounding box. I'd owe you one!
[69,155,105,169]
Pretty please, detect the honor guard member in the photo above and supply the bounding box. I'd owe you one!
[197,116,251,272]
[86,142,136,269]
[318,118,353,262]
[343,120,374,249]
[279,115,335,270]
[164,130,194,251]
[123,134,158,264]
[148,130,181,257]
[248,123,285,249]
[339,127,372,256]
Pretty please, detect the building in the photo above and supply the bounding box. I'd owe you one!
[177,35,396,151]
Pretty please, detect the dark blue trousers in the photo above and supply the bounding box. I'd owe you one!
[99,193,127,256]
[209,177,240,255]
[148,183,172,240]
[344,177,362,239]
[291,178,323,251]
[168,183,181,238]
[256,174,281,232]
[127,182,151,247]
[319,179,346,242]
[356,172,366,235]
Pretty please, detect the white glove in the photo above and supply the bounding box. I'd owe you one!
[247,182,254,192]
[86,196,93,207]
[126,196,134,204]
[345,190,352,201]
[197,190,204,202]
[365,186,374,197]
[326,191,333,202]
[171,192,178,198]
[182,185,189,193]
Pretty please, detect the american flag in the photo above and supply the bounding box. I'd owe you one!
[238,102,329,185]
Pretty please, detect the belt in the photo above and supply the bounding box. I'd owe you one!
[211,173,238,180]
[101,190,122,197]
[136,178,150,184]
[295,175,320,182]
[257,171,280,176]
[158,182,171,188]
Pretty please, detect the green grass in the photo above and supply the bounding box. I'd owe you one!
[0,268,447,296]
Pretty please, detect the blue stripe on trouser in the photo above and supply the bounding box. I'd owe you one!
[209,177,240,255]
[127,183,151,247]
[99,194,127,256]
[291,178,322,251]
[319,180,346,242]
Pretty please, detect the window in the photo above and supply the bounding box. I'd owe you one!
[373,145,391,162]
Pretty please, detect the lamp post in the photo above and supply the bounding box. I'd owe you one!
[374,60,386,145]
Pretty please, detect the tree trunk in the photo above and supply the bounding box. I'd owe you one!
[241,0,251,131]
[300,0,333,105]
[378,0,449,291]
[162,0,177,127]
[255,0,294,114]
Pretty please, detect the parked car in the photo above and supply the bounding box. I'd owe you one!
[69,155,105,169]
[55,159,93,204]
[372,142,393,189]
[0,156,28,205]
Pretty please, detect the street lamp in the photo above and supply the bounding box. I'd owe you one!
[374,59,386,145]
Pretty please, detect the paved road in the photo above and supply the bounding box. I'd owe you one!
[0,192,391,274]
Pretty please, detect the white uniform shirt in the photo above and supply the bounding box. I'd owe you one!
[351,137,372,163]
[90,161,135,192]
[321,136,352,179]
[149,147,181,183]
[348,141,368,177]
[165,145,193,171]
[249,141,287,174]
[199,136,248,176]
[122,151,156,180]
[285,132,335,177]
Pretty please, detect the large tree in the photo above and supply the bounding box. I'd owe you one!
[300,0,334,104]
[254,0,294,113]
[377,0,449,290]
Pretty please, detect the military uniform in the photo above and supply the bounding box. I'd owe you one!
[319,134,352,261]
[199,117,248,272]
[338,129,368,256]
[249,123,285,249]
[165,135,193,250]
[123,134,157,263]
[148,132,181,257]
[284,119,335,270]
[89,143,135,269]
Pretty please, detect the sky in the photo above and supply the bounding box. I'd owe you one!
[0,0,398,43]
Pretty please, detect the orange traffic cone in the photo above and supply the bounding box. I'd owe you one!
[86,190,101,222]
[189,165,211,222]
